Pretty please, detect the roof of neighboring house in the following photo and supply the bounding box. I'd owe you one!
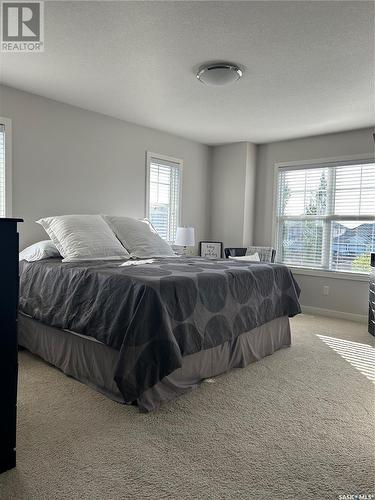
[333,223,374,245]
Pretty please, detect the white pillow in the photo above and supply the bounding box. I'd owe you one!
[19,240,61,262]
[104,216,176,258]
[229,253,260,262]
[36,215,130,262]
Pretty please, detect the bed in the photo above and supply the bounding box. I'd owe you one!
[18,256,301,411]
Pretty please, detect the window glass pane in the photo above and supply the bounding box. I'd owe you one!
[280,168,328,216]
[149,182,158,204]
[149,204,169,240]
[158,168,170,185]
[157,182,170,205]
[334,164,375,216]
[150,169,158,183]
[330,221,375,273]
[280,220,323,268]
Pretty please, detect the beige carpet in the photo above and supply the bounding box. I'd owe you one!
[0,314,374,500]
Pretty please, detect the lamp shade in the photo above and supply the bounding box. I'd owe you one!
[175,227,195,247]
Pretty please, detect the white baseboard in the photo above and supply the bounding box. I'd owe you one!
[301,305,367,324]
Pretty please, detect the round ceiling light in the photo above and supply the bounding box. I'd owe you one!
[196,63,243,86]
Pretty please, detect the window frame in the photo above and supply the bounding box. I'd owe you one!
[0,117,12,217]
[145,151,183,244]
[272,153,375,281]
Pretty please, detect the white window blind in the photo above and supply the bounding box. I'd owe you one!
[0,124,5,217]
[275,161,375,273]
[146,154,182,243]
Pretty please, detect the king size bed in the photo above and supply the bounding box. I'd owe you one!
[18,254,301,412]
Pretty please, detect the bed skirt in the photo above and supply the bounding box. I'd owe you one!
[18,313,291,412]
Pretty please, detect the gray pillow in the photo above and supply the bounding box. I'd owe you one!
[104,216,176,258]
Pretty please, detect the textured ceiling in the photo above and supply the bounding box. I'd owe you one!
[1,1,374,145]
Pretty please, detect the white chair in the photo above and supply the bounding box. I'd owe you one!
[246,246,276,262]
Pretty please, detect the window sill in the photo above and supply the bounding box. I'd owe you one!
[288,266,370,282]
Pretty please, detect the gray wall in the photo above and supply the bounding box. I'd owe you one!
[210,142,256,248]
[0,85,211,250]
[254,128,374,320]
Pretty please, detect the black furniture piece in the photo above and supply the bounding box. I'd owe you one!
[369,253,375,336]
[224,247,247,258]
[0,217,23,473]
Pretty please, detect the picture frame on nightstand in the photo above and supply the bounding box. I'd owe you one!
[199,241,223,259]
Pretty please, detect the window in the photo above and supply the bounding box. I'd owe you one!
[275,160,375,274]
[146,153,182,243]
[0,123,5,216]
[0,118,11,217]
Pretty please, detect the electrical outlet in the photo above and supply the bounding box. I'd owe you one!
[323,285,330,296]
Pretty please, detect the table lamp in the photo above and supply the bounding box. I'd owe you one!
[175,227,195,255]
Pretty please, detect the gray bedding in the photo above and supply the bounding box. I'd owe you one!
[19,257,301,402]
[18,313,291,412]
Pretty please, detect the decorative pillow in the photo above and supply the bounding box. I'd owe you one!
[36,215,130,262]
[103,215,176,258]
[19,240,61,262]
[229,253,260,262]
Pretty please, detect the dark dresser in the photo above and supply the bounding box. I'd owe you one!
[0,218,23,473]
[369,253,375,336]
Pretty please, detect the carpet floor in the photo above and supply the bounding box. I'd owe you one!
[0,314,374,500]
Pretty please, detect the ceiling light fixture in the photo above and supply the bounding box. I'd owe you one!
[196,63,243,86]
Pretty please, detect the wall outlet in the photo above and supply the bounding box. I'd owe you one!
[323,285,330,296]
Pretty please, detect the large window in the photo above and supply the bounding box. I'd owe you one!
[146,152,182,243]
[275,160,375,273]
